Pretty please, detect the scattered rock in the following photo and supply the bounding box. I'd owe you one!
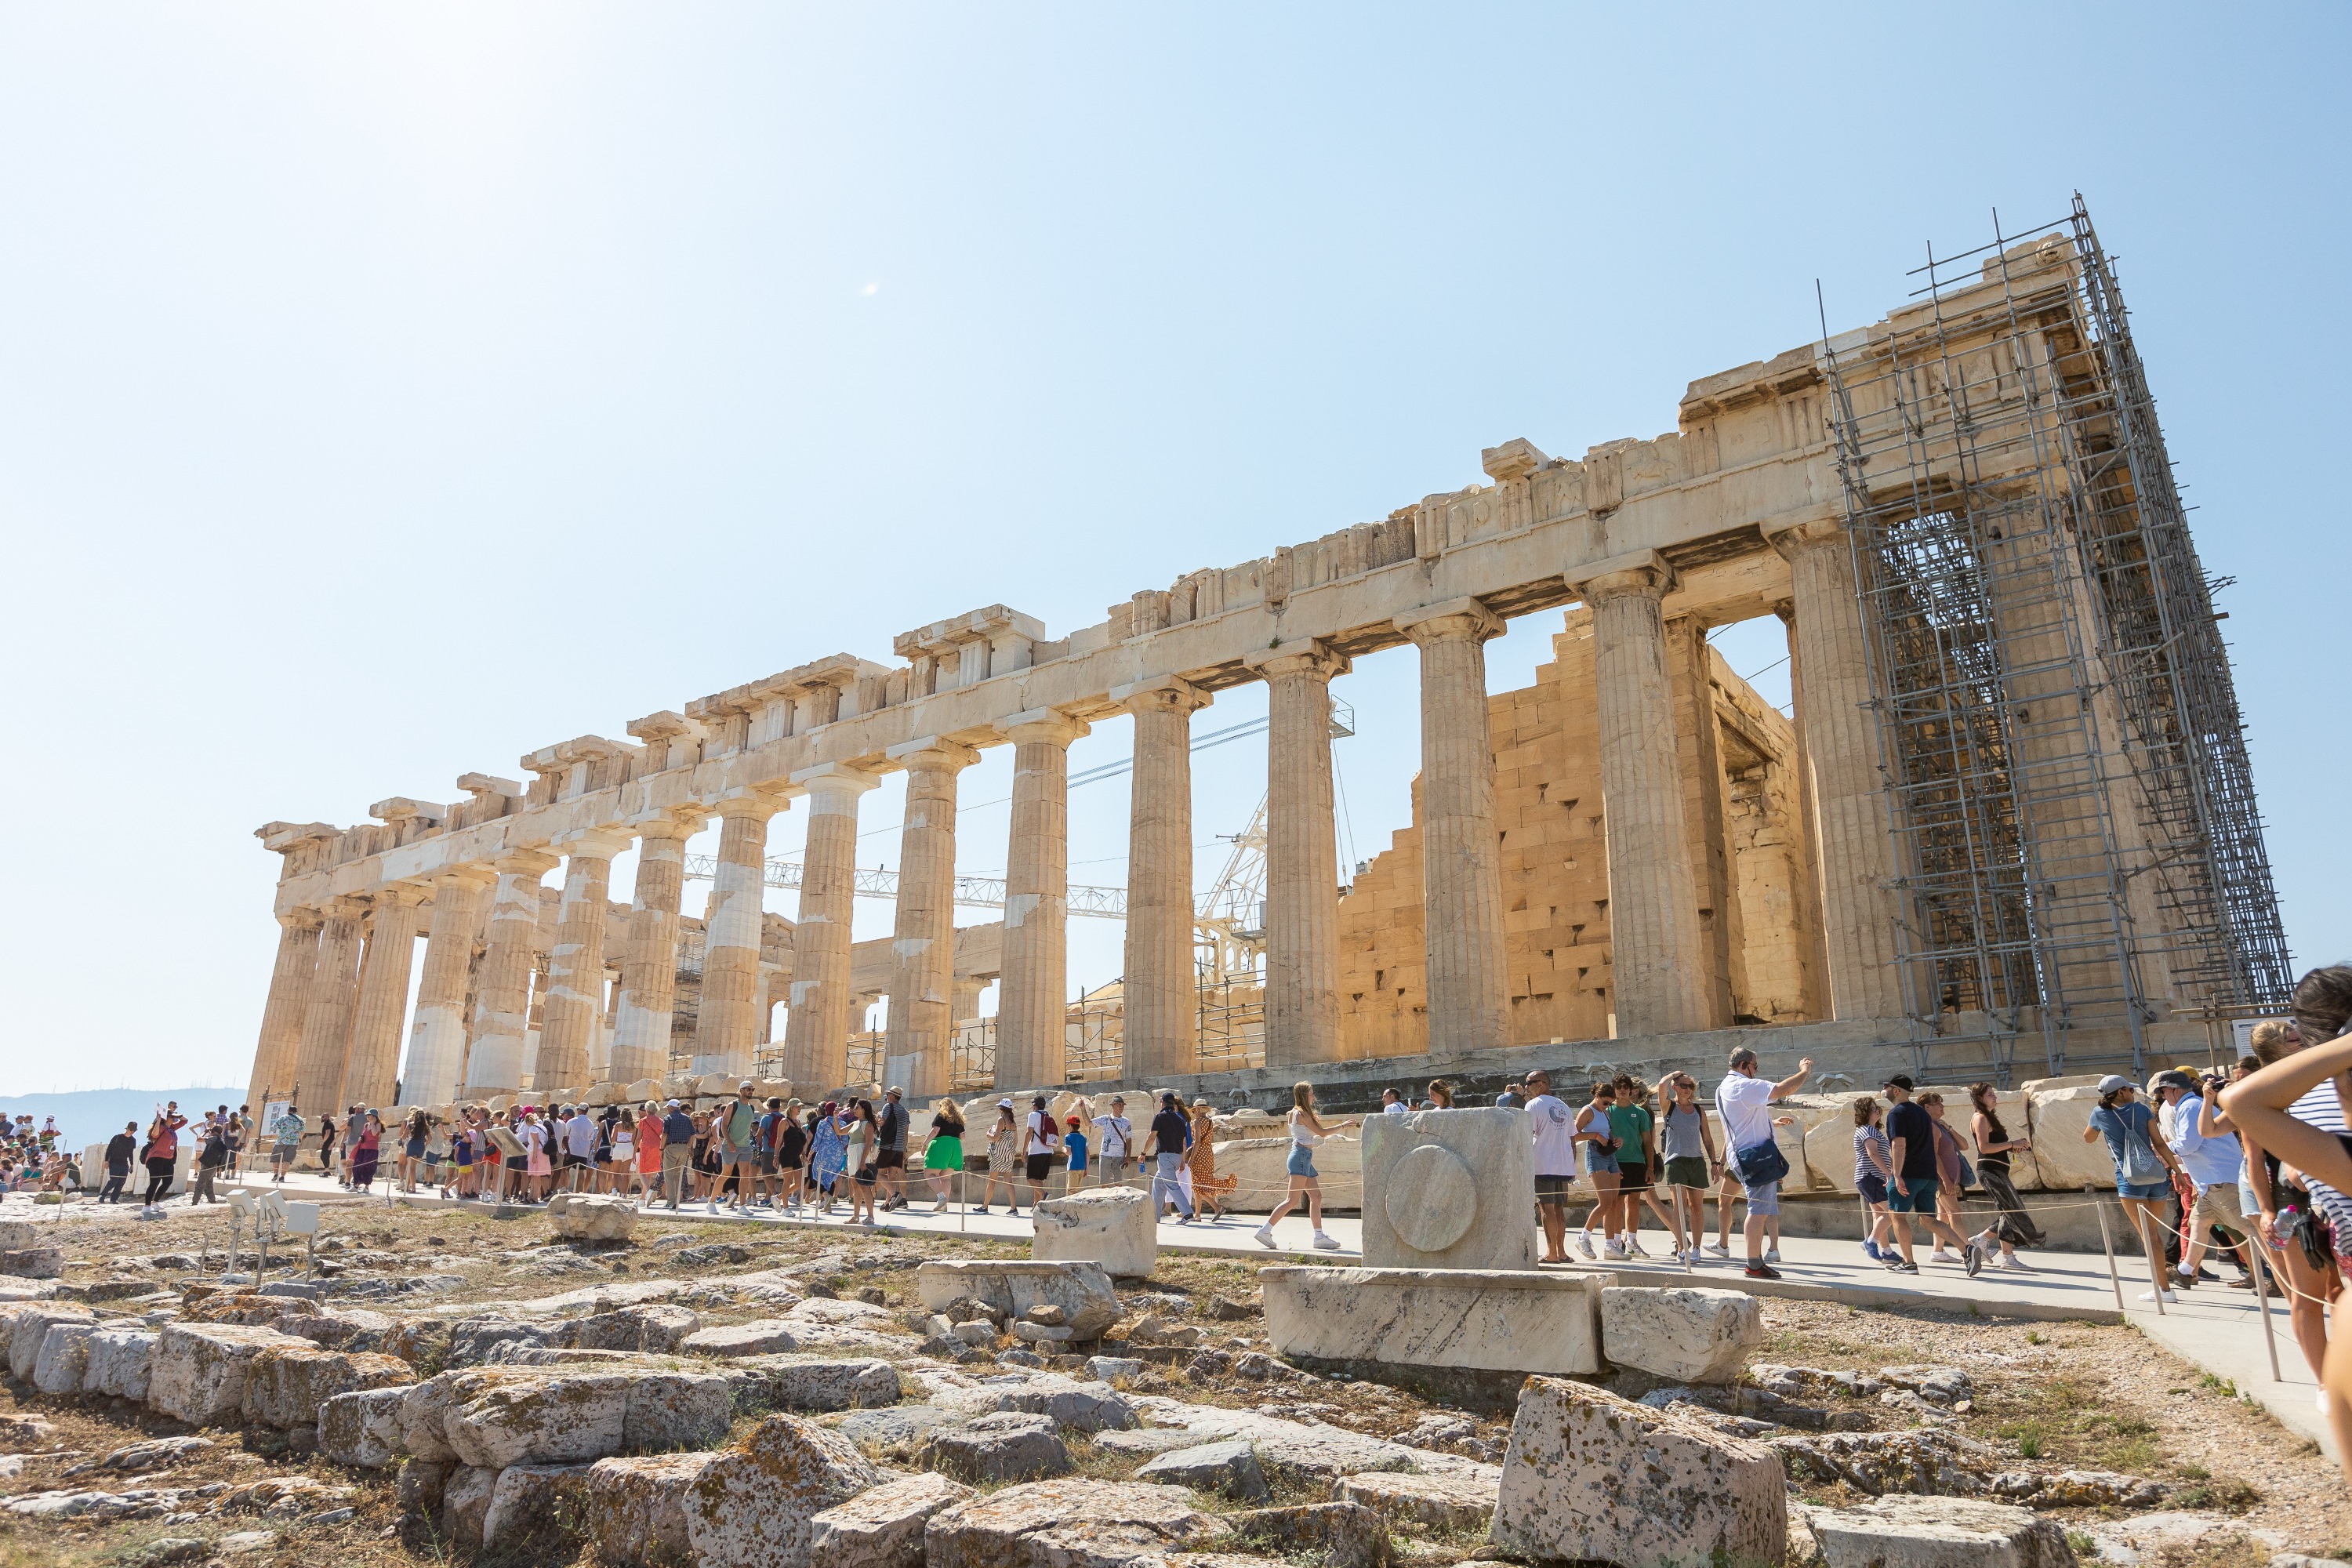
[1137,1439,1272,1502]
[921,1411,1074,1483]
[240,1343,410,1428]
[811,1471,975,1568]
[481,1461,593,1548]
[916,1261,1122,1339]
[586,1450,716,1565]
[832,1405,959,1458]
[1800,1495,2073,1568]
[149,1322,314,1426]
[2019,1471,2169,1510]
[677,1242,754,1267]
[1880,1365,1975,1405]
[681,1414,883,1568]
[1772,1429,1991,1497]
[924,1478,1232,1568]
[996,1348,1047,1369]
[441,1463,500,1548]
[1230,1502,1388,1568]
[548,1193,639,1241]
[1032,1189,1157,1278]
[97,1436,214,1473]
[561,1302,702,1354]
[1338,1469,1500,1534]
[1087,1356,1144,1382]
[319,1385,412,1469]
[1599,1287,1762,1385]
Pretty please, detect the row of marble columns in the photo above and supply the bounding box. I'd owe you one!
[249,541,1907,1110]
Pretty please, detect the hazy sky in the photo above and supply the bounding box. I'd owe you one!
[3,6,2343,1093]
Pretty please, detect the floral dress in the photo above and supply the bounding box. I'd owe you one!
[810,1114,848,1193]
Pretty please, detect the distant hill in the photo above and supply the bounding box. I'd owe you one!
[0,1088,245,1155]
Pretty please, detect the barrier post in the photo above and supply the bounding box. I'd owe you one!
[2129,1205,2169,1314]
[2096,1200,2127,1313]
[2251,1230,2284,1381]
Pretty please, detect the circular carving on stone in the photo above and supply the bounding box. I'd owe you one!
[1386,1143,1478,1254]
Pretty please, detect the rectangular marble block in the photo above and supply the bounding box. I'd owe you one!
[1360,1108,1537,1270]
[1261,1266,1609,1375]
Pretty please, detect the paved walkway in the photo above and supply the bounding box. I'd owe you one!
[214,1169,2328,1457]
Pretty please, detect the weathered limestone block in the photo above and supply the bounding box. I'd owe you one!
[547,1193,640,1241]
[587,1451,717,1565]
[1599,1287,1762,1384]
[925,1478,1232,1568]
[444,1370,731,1468]
[1493,1377,1785,1568]
[398,1368,539,1462]
[1215,1134,1361,1214]
[811,1471,974,1568]
[731,1356,902,1413]
[2026,1087,2111,1191]
[31,1322,96,1396]
[318,1387,412,1469]
[1032,1189,1157,1278]
[1360,1109,1535,1271]
[683,1319,808,1356]
[1262,1267,1604,1374]
[6,1305,93,1380]
[1799,1496,2075,1568]
[0,1250,66,1280]
[1136,1439,1272,1502]
[920,1411,1073,1483]
[85,1328,158,1402]
[0,1220,37,1249]
[1229,1502,1388,1568]
[1336,1469,1500,1534]
[682,1414,883,1568]
[482,1461,593,1549]
[441,1463,501,1549]
[561,1303,701,1353]
[240,1345,412,1429]
[916,1261,1120,1338]
[927,1368,1138,1432]
[148,1323,314,1427]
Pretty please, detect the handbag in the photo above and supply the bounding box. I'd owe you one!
[1733,1136,1790,1189]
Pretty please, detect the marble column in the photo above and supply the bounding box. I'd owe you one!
[695,794,790,1079]
[401,868,494,1107]
[612,815,700,1086]
[885,739,977,1097]
[1579,557,1713,1037]
[1120,681,1207,1081]
[1773,604,1834,1022]
[1400,602,1510,1058]
[245,909,322,1111]
[462,850,558,1098]
[343,886,426,1109]
[787,764,878,1091]
[290,897,368,1112]
[1767,519,1908,1020]
[536,830,630,1090]
[997,710,1088,1089]
[1249,646,1346,1067]
[1665,615,1740,1029]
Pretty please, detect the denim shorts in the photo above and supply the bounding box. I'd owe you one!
[1287,1144,1317,1178]
[1743,1178,1780,1217]
[2118,1178,2169,1201]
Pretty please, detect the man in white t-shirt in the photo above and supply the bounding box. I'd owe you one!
[1091,1098,1134,1187]
[1715,1048,1812,1279]
[1523,1070,1580,1264]
[564,1108,598,1192]
[1025,1095,1060,1209]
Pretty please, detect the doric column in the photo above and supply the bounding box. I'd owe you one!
[401,868,494,1106]
[245,910,321,1111]
[343,886,426,1109]
[1665,615,1740,1029]
[885,739,978,1097]
[1399,601,1510,1058]
[612,815,702,1085]
[536,830,630,1090]
[694,793,791,1078]
[1773,604,1834,1021]
[1576,554,1713,1037]
[1249,646,1347,1067]
[997,710,1089,1089]
[290,897,368,1111]
[462,849,558,1098]
[1766,519,1908,1020]
[1120,680,1207,1080]
[787,764,879,1091]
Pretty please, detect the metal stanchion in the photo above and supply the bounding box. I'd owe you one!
[2096,1200,2127,1313]
[2248,1224,2285,1381]
[2130,1206,2169,1315]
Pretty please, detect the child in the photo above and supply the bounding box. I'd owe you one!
[1064,1115,1089,1193]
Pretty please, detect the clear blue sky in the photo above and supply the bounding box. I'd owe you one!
[2,6,2343,1092]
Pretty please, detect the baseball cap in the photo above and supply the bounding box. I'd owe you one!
[2096,1075,2132,1095]
[2151,1069,2198,1094]
[1882,1073,1915,1091]
[665,1098,681,1109]
[997,1098,1014,1109]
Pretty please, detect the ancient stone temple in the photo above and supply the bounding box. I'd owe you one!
[242,206,2291,1118]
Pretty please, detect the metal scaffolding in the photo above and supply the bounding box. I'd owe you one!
[1824,197,2292,1083]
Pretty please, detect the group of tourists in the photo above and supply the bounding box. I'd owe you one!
[96,1101,246,1213]
[0,1115,74,1195]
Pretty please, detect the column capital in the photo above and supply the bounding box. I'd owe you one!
[278,906,326,931]
[1566,546,1676,601]
[322,893,372,920]
[711,786,797,822]
[789,762,882,795]
[1109,676,1210,717]
[886,735,981,773]
[1761,513,1845,557]
[1002,707,1091,748]
[626,808,706,842]
[374,883,431,909]
[490,848,560,879]
[553,827,633,859]
[1397,597,1504,646]
[434,863,501,891]
[1244,642,1348,684]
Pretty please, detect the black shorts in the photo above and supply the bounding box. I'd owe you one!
[1535,1174,1575,1210]
[877,1149,906,1171]
[1617,1166,1653,1194]
[1025,1153,1052,1182]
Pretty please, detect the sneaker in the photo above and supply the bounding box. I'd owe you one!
[1312,1231,1342,1250]
[1928,1249,1960,1265]
[1863,1240,1883,1261]
[1576,1234,1595,1260]
[1603,1239,1628,1259]
[1964,1243,1984,1277]
[1684,1248,1703,1265]
[2136,1289,2177,1304]
[1998,1254,2033,1272]
[1886,1258,1918,1273]
[1625,1236,1650,1258]
[2227,1273,2256,1290]
[973,1206,989,1214]
[2172,1269,2197,1291]
[1763,1247,1780,1265]
[1704,1241,1730,1257]
[1744,1262,1782,1279]
[1254,1226,1277,1250]
[706,1200,720,1214]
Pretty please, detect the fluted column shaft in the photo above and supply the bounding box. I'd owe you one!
[1584,564,1713,1036]
[1121,682,1207,1080]
[886,740,976,1098]
[788,766,879,1091]
[612,818,698,1085]
[1402,604,1509,1057]
[291,898,368,1110]
[343,887,426,1109]
[1770,521,1908,1020]
[402,869,492,1106]
[246,911,322,1111]
[695,797,788,1079]
[463,851,557,1097]
[999,713,1088,1088]
[1665,615,1740,1029]
[538,833,628,1088]
[1254,648,1346,1067]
